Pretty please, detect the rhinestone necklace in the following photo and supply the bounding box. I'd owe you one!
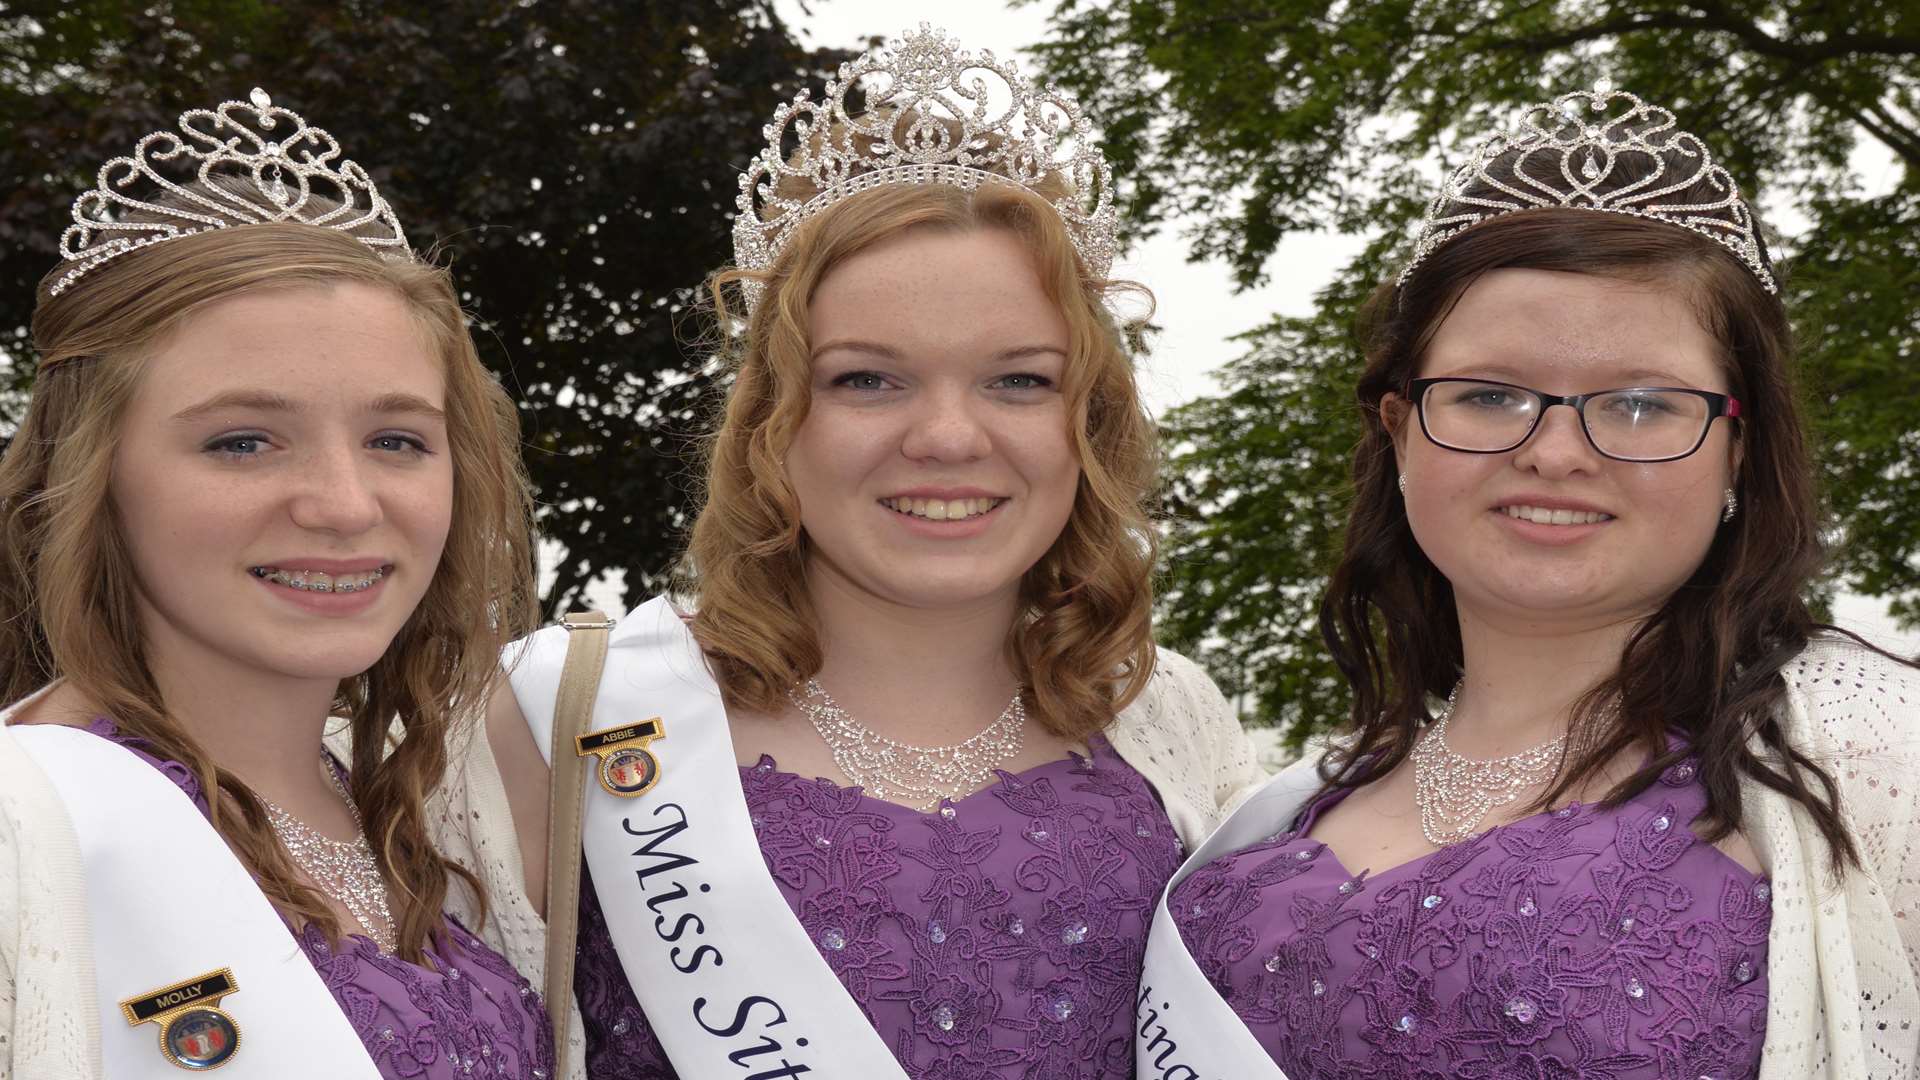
[1411,681,1596,847]
[790,679,1027,811]
[262,755,397,952]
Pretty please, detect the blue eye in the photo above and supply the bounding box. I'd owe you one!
[204,433,269,458]
[370,433,431,455]
[832,371,892,392]
[993,373,1055,391]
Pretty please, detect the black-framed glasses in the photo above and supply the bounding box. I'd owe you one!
[1405,378,1743,463]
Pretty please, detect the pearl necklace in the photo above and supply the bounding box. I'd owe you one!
[1411,681,1594,847]
[262,755,397,952]
[789,679,1027,812]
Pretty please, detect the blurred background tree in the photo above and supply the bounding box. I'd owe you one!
[4,2,1912,731]
[0,0,850,614]
[1030,0,1918,744]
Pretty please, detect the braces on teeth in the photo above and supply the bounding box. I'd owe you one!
[250,566,387,593]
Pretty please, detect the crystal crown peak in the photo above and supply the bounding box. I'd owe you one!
[50,87,408,298]
[732,24,1116,313]
[1400,86,1775,294]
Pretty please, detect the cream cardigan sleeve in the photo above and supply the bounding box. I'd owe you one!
[0,724,101,1080]
[1104,646,1271,851]
[1752,637,1920,1080]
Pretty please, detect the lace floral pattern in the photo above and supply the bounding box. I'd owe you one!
[88,719,554,1080]
[1171,756,1772,1080]
[574,735,1182,1079]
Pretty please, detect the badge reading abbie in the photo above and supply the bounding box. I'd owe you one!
[576,717,666,797]
[122,968,242,1071]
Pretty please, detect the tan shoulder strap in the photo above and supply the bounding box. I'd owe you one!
[543,610,613,1077]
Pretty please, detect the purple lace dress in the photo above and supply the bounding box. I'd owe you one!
[573,734,1183,1078]
[88,720,554,1080]
[1169,755,1771,1080]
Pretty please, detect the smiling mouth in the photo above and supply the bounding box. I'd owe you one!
[1500,505,1613,526]
[880,496,1005,522]
[249,565,391,593]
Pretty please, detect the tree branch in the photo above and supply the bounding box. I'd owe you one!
[1476,7,1919,64]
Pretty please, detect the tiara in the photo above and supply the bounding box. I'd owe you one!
[49,88,407,297]
[732,24,1116,312]
[1400,84,1775,293]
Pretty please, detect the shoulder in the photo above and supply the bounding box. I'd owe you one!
[1142,646,1234,709]
[1114,646,1235,739]
[1777,635,1920,756]
[1110,645,1267,803]
[0,722,87,959]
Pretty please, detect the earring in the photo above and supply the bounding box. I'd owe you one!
[1721,488,1738,523]
[1398,473,1408,496]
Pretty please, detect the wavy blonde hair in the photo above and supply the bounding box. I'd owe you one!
[0,221,539,962]
[685,178,1161,739]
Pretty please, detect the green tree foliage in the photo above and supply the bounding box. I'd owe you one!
[1031,0,1919,737]
[0,0,850,613]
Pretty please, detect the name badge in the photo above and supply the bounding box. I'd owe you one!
[122,968,242,1071]
[576,717,666,797]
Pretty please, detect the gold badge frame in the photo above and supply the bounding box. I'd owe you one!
[575,717,666,797]
[121,967,243,1071]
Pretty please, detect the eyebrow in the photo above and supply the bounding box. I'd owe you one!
[810,339,1068,363]
[170,389,446,424]
[1431,363,1692,386]
[365,392,447,422]
[170,390,300,423]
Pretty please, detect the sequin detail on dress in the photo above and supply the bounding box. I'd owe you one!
[573,734,1182,1078]
[86,719,554,1080]
[1170,754,1771,1080]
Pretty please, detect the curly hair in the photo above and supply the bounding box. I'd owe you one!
[682,178,1161,740]
[0,220,540,962]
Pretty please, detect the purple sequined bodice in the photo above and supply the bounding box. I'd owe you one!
[88,720,554,1080]
[574,734,1182,1078]
[1169,756,1771,1080]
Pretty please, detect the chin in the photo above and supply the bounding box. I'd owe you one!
[248,641,397,683]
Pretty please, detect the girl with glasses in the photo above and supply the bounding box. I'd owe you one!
[1135,87,1920,1080]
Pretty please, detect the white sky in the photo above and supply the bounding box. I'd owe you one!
[757,0,1915,651]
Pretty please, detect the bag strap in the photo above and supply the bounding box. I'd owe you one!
[543,610,614,1077]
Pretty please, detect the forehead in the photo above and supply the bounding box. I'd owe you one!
[136,283,443,405]
[1421,268,1727,389]
[808,227,1068,357]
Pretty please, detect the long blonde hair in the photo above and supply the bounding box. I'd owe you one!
[685,180,1161,739]
[0,222,539,961]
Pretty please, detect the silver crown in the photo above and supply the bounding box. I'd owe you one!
[50,88,407,297]
[732,24,1116,312]
[1400,84,1775,293]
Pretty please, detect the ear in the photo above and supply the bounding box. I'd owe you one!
[1725,418,1745,483]
[1381,392,1413,461]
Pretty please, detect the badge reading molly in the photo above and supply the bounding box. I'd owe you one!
[576,717,666,797]
[121,967,242,1071]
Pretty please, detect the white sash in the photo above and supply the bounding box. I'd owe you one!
[1135,761,1325,1080]
[508,596,909,1078]
[3,718,378,1079]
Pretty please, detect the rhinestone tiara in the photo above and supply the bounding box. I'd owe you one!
[49,88,407,298]
[732,24,1116,313]
[1400,84,1775,294]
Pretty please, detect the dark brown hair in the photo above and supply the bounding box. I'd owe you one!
[1,220,540,960]
[1319,154,1885,868]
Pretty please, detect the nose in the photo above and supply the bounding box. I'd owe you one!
[286,442,384,536]
[1510,402,1603,479]
[900,383,993,463]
